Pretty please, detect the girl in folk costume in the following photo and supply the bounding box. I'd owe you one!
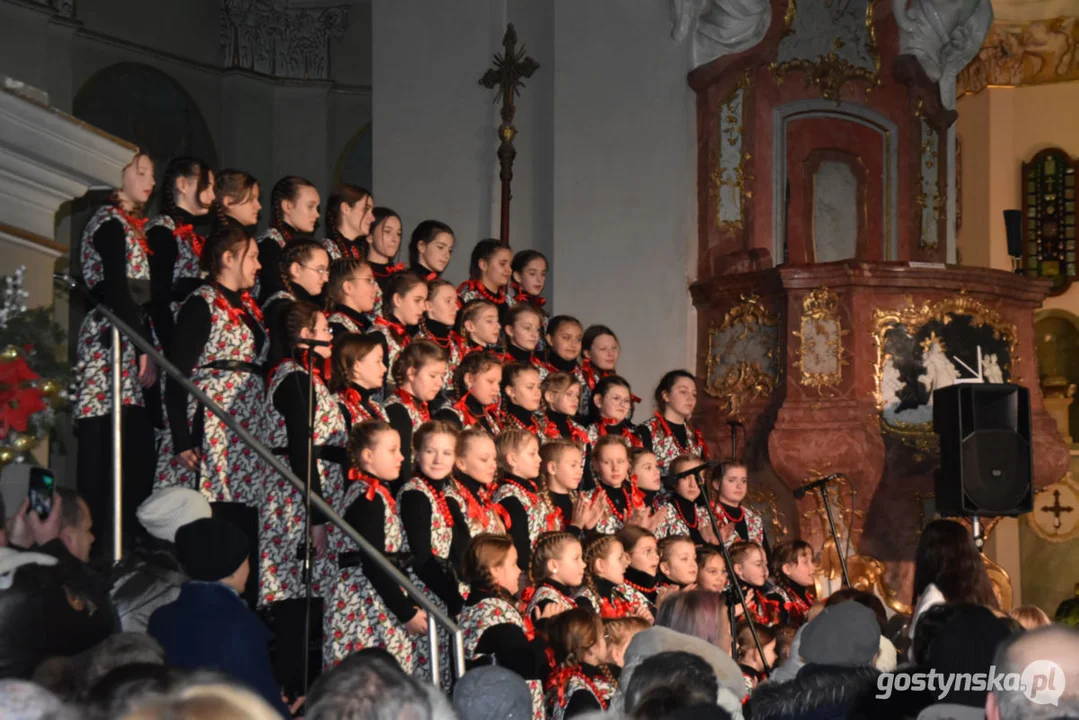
[579,325,634,419]
[408,219,455,281]
[458,534,551,720]
[576,534,637,620]
[457,239,512,323]
[145,157,214,351]
[155,226,268,601]
[397,421,469,616]
[366,207,407,311]
[730,540,782,626]
[416,279,462,404]
[384,339,448,490]
[212,168,261,234]
[656,535,698,598]
[545,609,619,720]
[655,455,720,545]
[254,176,319,303]
[539,316,586,390]
[458,299,502,355]
[637,370,710,479]
[327,420,447,680]
[445,428,507,545]
[602,617,650,669]
[616,525,659,617]
[434,350,503,436]
[321,184,373,262]
[541,373,590,447]
[536,440,602,538]
[501,363,549,436]
[710,459,770,555]
[263,240,329,366]
[261,302,348,610]
[524,532,585,623]
[75,151,159,557]
[326,257,378,337]
[371,271,427,376]
[584,376,643,451]
[493,428,545,573]
[631,450,665,514]
[503,303,546,370]
[579,435,647,536]
[330,333,388,427]
[768,539,817,628]
[696,544,730,594]
[736,620,777,692]
[508,249,548,312]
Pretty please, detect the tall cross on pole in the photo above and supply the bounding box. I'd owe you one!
[479,23,539,245]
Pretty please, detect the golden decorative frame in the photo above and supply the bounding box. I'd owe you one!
[709,70,753,233]
[792,287,849,398]
[770,0,882,102]
[704,295,780,416]
[747,488,789,540]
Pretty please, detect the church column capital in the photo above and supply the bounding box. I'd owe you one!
[220,0,349,81]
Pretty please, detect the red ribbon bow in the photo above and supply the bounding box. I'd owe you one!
[174,223,204,259]
[349,468,396,512]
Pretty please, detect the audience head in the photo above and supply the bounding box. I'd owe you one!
[122,680,283,720]
[331,332,386,393]
[0,679,72,720]
[774,624,798,663]
[213,168,260,228]
[1009,604,1052,631]
[923,604,1015,709]
[510,249,547,297]
[83,663,185,719]
[1054,588,1079,628]
[391,339,447,399]
[367,207,403,263]
[914,518,998,609]
[349,420,403,481]
[326,183,374,239]
[136,488,212,545]
[582,324,619,371]
[175,517,250,592]
[545,315,583,363]
[409,220,455,274]
[306,648,431,720]
[799,601,881,667]
[622,651,721,720]
[75,632,166,700]
[655,589,731,650]
[454,428,498,485]
[988,624,1079,720]
[824,588,887,631]
[55,486,93,563]
[912,602,968,666]
[453,666,531,720]
[269,175,319,236]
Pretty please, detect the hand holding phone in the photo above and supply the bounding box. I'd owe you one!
[28,467,55,520]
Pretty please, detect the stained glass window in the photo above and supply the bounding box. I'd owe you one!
[1023,148,1077,295]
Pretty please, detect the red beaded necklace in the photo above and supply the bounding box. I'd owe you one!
[674,497,698,530]
[395,388,430,422]
[501,475,539,505]
[598,484,633,522]
[717,500,745,524]
[654,411,696,454]
[416,475,454,529]
[462,278,506,305]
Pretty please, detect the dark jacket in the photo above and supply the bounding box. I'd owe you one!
[148,581,288,717]
[747,665,882,720]
[109,538,188,633]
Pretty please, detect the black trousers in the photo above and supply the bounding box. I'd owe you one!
[211,501,260,609]
[261,596,324,699]
[76,407,156,561]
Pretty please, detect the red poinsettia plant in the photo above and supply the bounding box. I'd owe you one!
[0,353,45,434]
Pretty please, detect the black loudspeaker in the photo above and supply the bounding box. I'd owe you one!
[1003,210,1023,258]
[933,384,1033,516]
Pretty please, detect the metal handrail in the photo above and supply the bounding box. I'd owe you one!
[57,274,466,681]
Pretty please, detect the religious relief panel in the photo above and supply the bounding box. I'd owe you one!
[711,73,750,232]
[873,294,1017,449]
[221,0,349,81]
[793,288,848,398]
[918,118,942,249]
[1022,148,1077,295]
[1028,475,1079,543]
[704,295,780,416]
[772,0,879,101]
[958,16,1079,99]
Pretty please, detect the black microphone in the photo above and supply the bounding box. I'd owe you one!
[792,473,844,499]
[725,420,744,427]
[294,338,333,348]
[662,460,721,488]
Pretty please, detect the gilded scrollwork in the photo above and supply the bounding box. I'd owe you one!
[792,287,849,398]
[710,70,753,233]
[704,295,780,415]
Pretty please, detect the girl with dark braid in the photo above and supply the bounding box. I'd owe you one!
[365,207,407,315]
[212,169,261,233]
[262,239,330,363]
[253,176,319,302]
[145,157,215,353]
[322,184,373,262]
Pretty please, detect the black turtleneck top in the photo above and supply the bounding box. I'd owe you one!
[329,304,371,337]
[447,471,497,563]
[265,284,320,365]
[256,223,309,304]
[671,495,706,546]
[718,500,771,558]
[339,382,383,430]
[147,207,207,352]
[503,400,540,432]
[497,474,540,572]
[434,393,498,435]
[623,566,658,608]
[398,474,468,616]
[411,262,440,282]
[544,352,580,375]
[505,343,535,365]
[368,260,405,295]
[423,318,454,342]
[598,482,631,520]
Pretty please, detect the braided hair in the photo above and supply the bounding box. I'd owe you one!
[279,238,327,300]
[326,183,371,239]
[326,256,370,305]
[213,169,259,229]
[329,332,383,393]
[547,608,619,691]
[461,533,518,604]
[453,350,502,398]
[529,531,580,585]
[539,439,582,511]
[158,157,211,222]
[200,224,251,278]
[582,533,622,607]
[269,300,322,366]
[269,175,316,239]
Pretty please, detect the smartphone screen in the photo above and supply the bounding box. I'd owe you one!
[28,467,55,519]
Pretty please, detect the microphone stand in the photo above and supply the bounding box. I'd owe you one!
[692,467,770,674]
[808,481,850,590]
[291,343,317,700]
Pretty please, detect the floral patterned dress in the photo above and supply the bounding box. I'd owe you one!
[397,474,468,611]
[437,393,502,436]
[371,316,412,382]
[547,664,618,720]
[524,579,578,618]
[75,205,158,420]
[337,383,388,427]
[638,412,709,478]
[327,304,370,338]
[654,495,707,543]
[320,231,364,263]
[493,476,545,562]
[260,358,348,607]
[414,321,463,393]
[153,284,270,506]
[579,483,641,535]
[145,213,206,317]
[456,279,508,322]
[445,473,507,541]
[252,227,286,302]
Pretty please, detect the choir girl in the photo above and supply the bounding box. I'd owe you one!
[322,184,373,261]
[524,531,585,621]
[457,239,512,322]
[637,370,709,478]
[415,278,463,400]
[458,299,502,354]
[769,539,817,627]
[730,540,782,626]
[409,219,455,281]
[576,534,635,620]
[616,525,659,616]
[579,325,622,416]
[711,459,769,553]
[545,608,619,720]
[580,435,645,535]
[540,372,590,446]
[602,617,650,668]
[656,535,698,595]
[630,450,665,513]
[383,339,447,487]
[255,176,319,302]
[261,301,347,609]
[502,303,546,367]
[585,376,643,450]
[458,533,550,720]
[435,350,503,435]
[371,271,426,373]
[736,621,777,692]
[327,420,443,677]
[541,316,586,388]
[330,333,387,425]
[509,249,549,310]
[397,420,468,615]
[212,169,261,232]
[326,257,378,336]
[445,428,507,540]
[146,156,214,351]
[492,428,544,573]
[656,455,717,545]
[156,225,268,601]
[75,150,158,557]
[696,544,730,593]
[500,363,548,436]
[263,239,329,357]
[536,439,601,536]
[366,207,407,301]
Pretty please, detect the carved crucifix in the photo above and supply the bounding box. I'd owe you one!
[1041,488,1075,530]
[479,23,539,245]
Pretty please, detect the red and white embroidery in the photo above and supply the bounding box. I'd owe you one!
[492,478,545,548]
[640,413,709,476]
[251,227,285,300]
[146,214,206,316]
